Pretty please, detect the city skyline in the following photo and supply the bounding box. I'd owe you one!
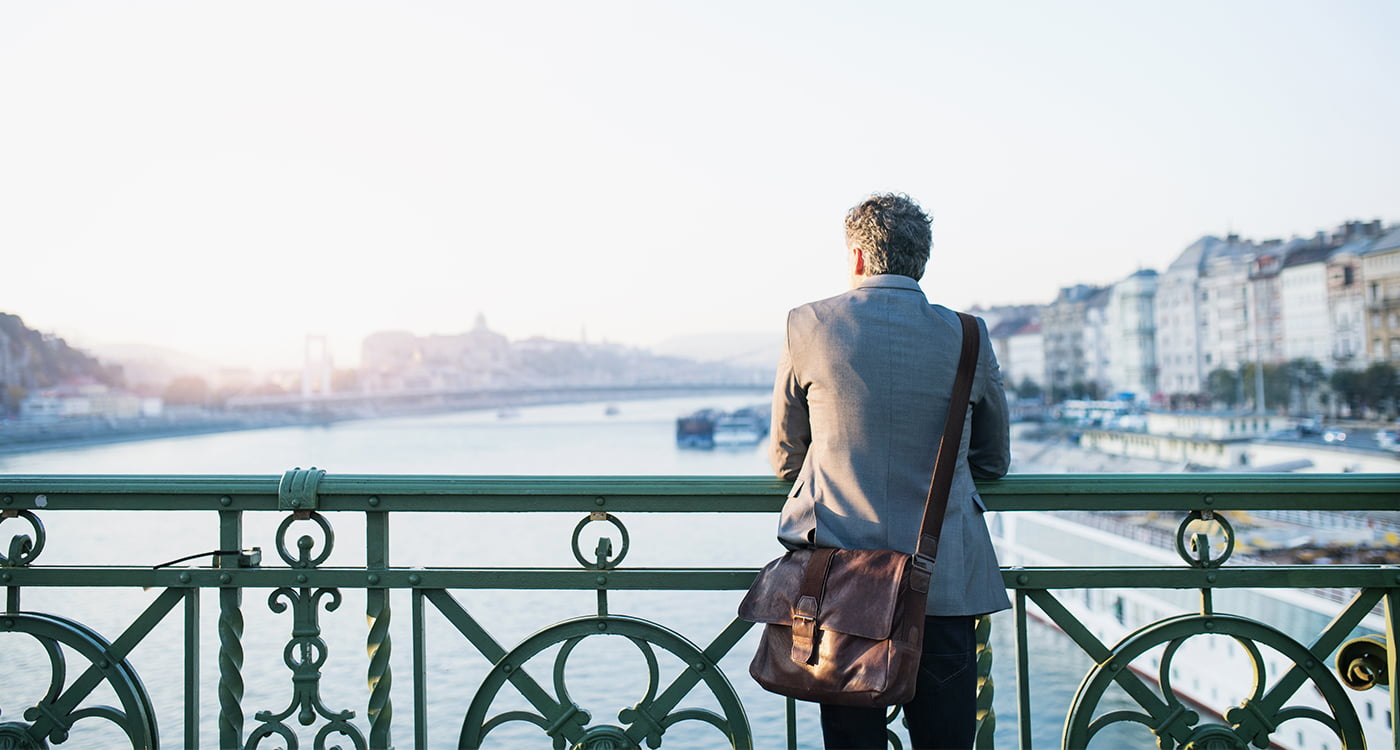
[3,2,1397,370]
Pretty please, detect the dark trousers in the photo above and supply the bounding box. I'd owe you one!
[820,615,977,750]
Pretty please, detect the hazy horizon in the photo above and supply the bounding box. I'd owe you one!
[4,1,1397,371]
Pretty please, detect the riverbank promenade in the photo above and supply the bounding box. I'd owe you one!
[0,472,1395,749]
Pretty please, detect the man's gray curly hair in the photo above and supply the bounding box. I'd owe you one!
[844,193,932,280]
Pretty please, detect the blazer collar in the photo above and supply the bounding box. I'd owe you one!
[855,274,925,295]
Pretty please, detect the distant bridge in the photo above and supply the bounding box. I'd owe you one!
[223,381,770,413]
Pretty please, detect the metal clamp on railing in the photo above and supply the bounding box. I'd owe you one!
[278,467,327,516]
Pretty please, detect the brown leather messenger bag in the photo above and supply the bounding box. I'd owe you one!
[737,311,980,706]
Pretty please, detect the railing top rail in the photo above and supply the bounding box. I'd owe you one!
[0,473,1394,512]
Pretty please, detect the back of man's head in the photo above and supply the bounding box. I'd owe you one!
[844,193,932,280]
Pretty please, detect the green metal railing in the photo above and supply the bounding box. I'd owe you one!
[0,473,1395,749]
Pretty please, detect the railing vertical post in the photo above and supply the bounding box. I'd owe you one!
[218,507,244,750]
[785,696,797,750]
[413,588,427,750]
[1014,589,1032,750]
[974,614,996,749]
[367,508,393,749]
[185,587,200,750]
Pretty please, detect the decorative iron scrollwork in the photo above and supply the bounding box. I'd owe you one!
[0,511,45,568]
[245,509,365,750]
[1335,635,1388,691]
[0,612,158,749]
[1063,614,1364,749]
[244,587,366,750]
[459,615,752,750]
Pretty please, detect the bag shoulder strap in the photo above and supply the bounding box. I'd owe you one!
[913,311,980,568]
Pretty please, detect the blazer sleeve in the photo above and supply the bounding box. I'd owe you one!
[967,316,1011,480]
[769,310,811,481]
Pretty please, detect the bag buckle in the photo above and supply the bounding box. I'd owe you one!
[910,554,935,594]
[790,596,820,665]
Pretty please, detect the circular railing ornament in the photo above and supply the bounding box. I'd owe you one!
[274,511,335,569]
[571,725,639,750]
[1173,510,1234,568]
[0,721,49,749]
[1179,724,1247,749]
[459,615,751,750]
[1064,614,1362,749]
[571,513,630,570]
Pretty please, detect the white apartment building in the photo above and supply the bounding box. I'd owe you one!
[1327,238,1370,368]
[1105,269,1158,400]
[1155,237,1213,398]
[1043,285,1107,398]
[1279,242,1332,367]
[1246,240,1289,366]
[1199,237,1255,378]
[1083,288,1112,397]
[988,314,1044,395]
[1005,324,1046,396]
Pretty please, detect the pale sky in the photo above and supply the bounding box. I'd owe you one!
[3,1,1397,370]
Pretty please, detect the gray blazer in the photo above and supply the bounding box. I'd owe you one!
[770,274,1012,616]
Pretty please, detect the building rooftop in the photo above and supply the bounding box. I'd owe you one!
[1328,236,1377,259]
[1365,225,1400,255]
[1282,241,1331,269]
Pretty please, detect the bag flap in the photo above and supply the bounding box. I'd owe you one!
[738,548,909,640]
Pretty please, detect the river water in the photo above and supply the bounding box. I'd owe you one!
[0,396,1148,749]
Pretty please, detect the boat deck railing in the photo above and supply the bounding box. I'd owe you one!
[0,472,1395,749]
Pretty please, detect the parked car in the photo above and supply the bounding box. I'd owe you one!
[1296,417,1324,436]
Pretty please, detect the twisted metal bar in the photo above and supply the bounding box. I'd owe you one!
[219,508,245,749]
[219,588,245,748]
[366,507,393,750]
[366,592,392,749]
[973,614,996,749]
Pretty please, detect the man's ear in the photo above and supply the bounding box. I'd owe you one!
[850,246,866,276]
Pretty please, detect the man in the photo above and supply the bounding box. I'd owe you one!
[769,193,1011,749]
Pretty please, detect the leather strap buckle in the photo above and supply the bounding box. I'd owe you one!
[910,554,935,594]
[790,595,820,664]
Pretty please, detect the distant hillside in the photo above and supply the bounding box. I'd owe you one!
[85,342,219,390]
[0,313,120,411]
[651,332,782,371]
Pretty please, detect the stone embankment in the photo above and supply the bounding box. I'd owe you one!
[1009,424,1179,474]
